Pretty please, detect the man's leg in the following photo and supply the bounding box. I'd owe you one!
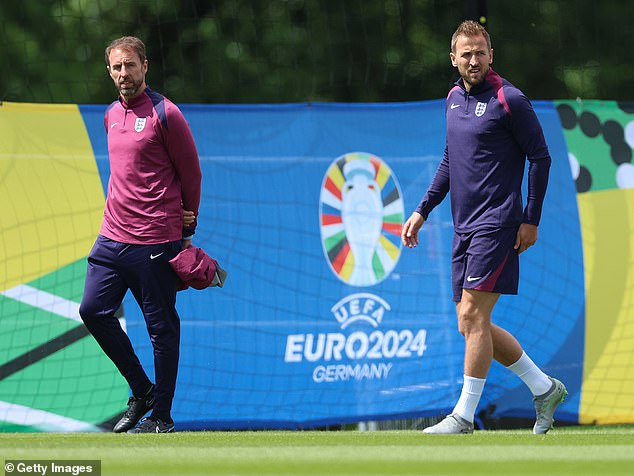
[423,289,498,434]
[124,240,181,432]
[492,325,567,433]
[491,324,522,366]
[79,237,153,396]
[492,325,550,394]
[458,289,499,378]
[452,289,498,420]
[79,236,154,432]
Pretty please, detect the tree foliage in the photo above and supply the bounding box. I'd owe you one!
[0,0,630,104]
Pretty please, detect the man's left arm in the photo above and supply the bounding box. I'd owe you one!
[166,107,202,244]
[508,92,551,252]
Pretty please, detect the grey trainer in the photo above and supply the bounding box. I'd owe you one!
[533,377,567,434]
[422,413,474,434]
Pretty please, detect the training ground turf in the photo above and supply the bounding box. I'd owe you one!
[1,426,633,475]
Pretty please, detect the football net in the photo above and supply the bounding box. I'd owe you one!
[0,1,602,432]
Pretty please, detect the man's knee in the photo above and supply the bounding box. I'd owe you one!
[79,300,98,324]
[457,303,489,336]
[79,299,119,325]
[457,290,498,334]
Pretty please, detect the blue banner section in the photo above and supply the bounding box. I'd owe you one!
[79,101,584,429]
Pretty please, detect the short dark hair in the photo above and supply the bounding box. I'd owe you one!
[105,36,146,66]
[451,20,491,52]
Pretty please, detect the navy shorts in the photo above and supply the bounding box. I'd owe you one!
[451,227,519,302]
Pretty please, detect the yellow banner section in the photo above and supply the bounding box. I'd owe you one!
[579,187,634,424]
[0,102,104,291]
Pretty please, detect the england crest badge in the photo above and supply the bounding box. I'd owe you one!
[475,102,487,117]
[134,117,147,132]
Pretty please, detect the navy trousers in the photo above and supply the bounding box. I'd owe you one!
[79,235,182,416]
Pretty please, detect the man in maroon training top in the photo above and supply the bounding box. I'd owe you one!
[402,21,566,434]
[80,36,202,433]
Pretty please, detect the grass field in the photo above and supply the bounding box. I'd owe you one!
[1,426,633,476]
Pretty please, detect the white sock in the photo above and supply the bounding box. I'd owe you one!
[507,351,552,396]
[452,375,486,423]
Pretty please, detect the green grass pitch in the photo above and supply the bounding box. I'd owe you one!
[1,426,633,475]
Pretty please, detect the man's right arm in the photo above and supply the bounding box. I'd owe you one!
[402,146,450,248]
[415,145,450,220]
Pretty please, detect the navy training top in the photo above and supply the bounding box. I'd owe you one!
[415,68,551,233]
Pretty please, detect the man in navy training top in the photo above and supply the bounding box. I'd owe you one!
[401,20,566,434]
[79,36,202,433]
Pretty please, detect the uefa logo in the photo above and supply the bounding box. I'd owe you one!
[319,152,404,287]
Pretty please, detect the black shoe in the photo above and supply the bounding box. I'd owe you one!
[132,416,175,433]
[112,385,155,433]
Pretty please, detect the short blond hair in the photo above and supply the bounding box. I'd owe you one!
[451,20,491,52]
[105,36,146,66]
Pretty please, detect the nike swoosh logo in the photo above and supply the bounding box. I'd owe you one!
[466,276,482,282]
[110,122,119,128]
[150,252,164,260]
[450,104,460,109]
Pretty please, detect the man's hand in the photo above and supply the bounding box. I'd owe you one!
[182,209,195,227]
[514,223,538,254]
[181,208,195,250]
[401,212,425,248]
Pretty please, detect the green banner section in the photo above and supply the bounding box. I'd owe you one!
[556,100,634,424]
[0,102,128,432]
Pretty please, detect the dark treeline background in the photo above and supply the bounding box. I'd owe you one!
[0,0,630,104]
